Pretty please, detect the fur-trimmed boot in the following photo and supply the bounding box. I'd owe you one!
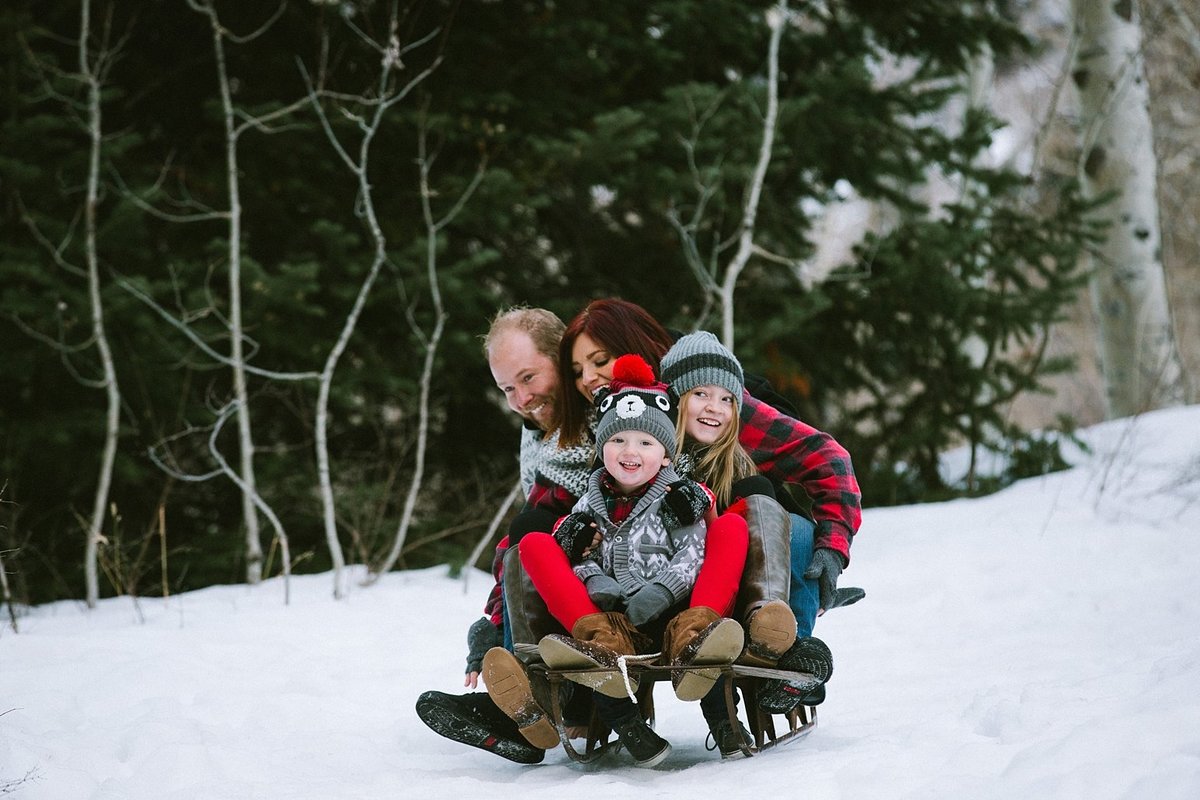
[538,611,650,698]
[734,495,795,666]
[661,606,745,701]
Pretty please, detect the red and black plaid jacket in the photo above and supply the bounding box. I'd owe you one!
[737,393,861,564]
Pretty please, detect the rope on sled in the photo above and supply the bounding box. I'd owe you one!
[617,654,638,702]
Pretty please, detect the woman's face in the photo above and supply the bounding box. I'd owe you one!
[682,385,737,445]
[571,332,614,399]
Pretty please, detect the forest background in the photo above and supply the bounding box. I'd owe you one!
[1,0,1196,608]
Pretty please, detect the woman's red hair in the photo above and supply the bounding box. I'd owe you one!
[556,298,674,447]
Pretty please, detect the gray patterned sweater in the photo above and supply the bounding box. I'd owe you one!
[571,464,707,605]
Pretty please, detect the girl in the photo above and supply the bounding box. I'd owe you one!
[661,330,834,754]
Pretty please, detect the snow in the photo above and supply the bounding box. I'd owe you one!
[3,406,1199,799]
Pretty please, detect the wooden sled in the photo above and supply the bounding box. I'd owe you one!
[526,658,818,763]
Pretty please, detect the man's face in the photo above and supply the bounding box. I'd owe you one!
[488,330,560,431]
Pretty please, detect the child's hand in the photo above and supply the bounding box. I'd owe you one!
[553,512,601,562]
[663,480,712,526]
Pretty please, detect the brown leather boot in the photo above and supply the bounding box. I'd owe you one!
[734,495,793,665]
[482,646,560,749]
[537,612,649,698]
[661,606,744,701]
[743,598,797,667]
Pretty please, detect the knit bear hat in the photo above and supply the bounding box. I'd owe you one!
[594,354,678,459]
[659,331,745,411]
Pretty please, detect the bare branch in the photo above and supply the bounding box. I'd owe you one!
[461,479,522,595]
[207,401,292,602]
[114,277,322,381]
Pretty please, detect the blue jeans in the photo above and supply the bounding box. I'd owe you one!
[789,514,820,638]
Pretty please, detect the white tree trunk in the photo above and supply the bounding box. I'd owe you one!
[719,1,788,351]
[305,22,441,597]
[369,121,485,581]
[1071,0,1184,417]
[80,0,121,609]
[198,0,264,584]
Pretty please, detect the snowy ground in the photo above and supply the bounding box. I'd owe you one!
[3,406,1199,799]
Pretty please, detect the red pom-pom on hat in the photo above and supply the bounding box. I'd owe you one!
[611,354,657,387]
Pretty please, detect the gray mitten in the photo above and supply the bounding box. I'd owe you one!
[625,583,674,627]
[585,574,625,611]
[802,547,845,613]
[464,617,503,675]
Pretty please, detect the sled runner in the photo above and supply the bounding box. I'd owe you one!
[524,654,819,762]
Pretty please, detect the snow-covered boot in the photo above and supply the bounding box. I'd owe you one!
[538,611,649,698]
[743,598,797,667]
[414,690,546,764]
[756,636,833,714]
[662,606,745,701]
[481,646,560,749]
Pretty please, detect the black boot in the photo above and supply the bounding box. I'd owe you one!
[705,716,753,759]
[611,714,671,767]
[415,690,546,764]
[757,636,833,714]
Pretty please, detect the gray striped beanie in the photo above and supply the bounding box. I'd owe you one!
[660,331,744,410]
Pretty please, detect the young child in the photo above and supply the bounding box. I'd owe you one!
[660,331,835,749]
[511,353,750,766]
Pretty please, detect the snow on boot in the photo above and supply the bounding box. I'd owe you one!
[537,612,649,697]
[612,714,671,767]
[481,647,560,749]
[662,606,745,701]
[757,636,833,714]
[538,611,650,698]
[414,690,546,765]
[739,598,796,667]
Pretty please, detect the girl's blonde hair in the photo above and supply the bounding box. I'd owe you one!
[674,387,757,508]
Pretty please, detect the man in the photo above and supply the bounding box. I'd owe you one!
[415,307,587,764]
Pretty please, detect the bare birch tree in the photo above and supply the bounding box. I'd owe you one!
[668,1,791,350]
[17,0,124,608]
[368,113,486,581]
[303,12,441,598]
[1071,0,1185,417]
[184,0,309,584]
[75,0,121,609]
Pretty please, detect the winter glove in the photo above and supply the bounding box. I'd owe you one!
[585,574,625,611]
[554,512,600,563]
[663,480,712,526]
[803,547,845,614]
[464,617,503,675]
[624,583,675,627]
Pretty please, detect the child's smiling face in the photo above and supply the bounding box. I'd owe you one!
[682,384,737,445]
[601,433,669,494]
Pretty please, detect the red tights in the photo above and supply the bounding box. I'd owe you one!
[518,512,749,633]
